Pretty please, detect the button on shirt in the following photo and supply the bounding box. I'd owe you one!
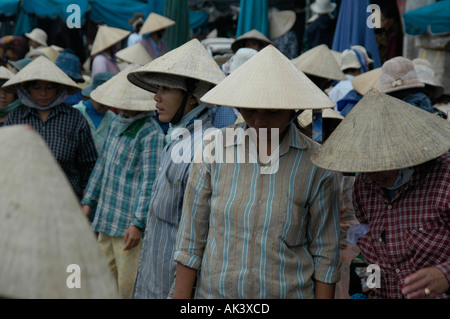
[4,104,98,201]
[174,123,342,298]
[353,153,450,299]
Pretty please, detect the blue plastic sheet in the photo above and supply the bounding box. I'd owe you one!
[236,0,269,38]
[331,0,381,68]
[0,0,20,16]
[403,0,450,36]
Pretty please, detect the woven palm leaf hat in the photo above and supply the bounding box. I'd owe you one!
[0,66,15,82]
[0,125,118,299]
[1,55,81,94]
[413,58,444,100]
[139,12,176,35]
[291,44,347,81]
[127,38,226,100]
[90,25,131,57]
[201,45,335,110]
[231,29,274,53]
[269,10,296,40]
[91,64,156,111]
[116,43,152,66]
[311,89,450,173]
[352,67,382,95]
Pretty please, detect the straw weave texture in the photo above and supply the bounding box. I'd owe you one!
[201,45,336,110]
[91,25,130,57]
[91,64,156,111]
[291,44,346,81]
[311,89,450,172]
[0,126,118,298]
[2,56,81,93]
[352,68,382,96]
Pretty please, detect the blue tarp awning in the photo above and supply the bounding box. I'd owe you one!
[403,0,450,36]
[236,0,269,38]
[0,0,20,16]
[331,0,381,68]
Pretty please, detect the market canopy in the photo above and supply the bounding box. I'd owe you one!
[0,0,20,17]
[403,0,450,36]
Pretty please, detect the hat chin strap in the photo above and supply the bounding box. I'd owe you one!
[170,78,200,125]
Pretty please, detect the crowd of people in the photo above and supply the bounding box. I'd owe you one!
[0,0,449,300]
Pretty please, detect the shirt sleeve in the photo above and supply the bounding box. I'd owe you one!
[131,130,164,231]
[307,169,342,284]
[174,151,212,270]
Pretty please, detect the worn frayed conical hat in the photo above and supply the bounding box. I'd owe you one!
[0,66,15,81]
[311,89,450,173]
[291,44,347,81]
[231,29,274,53]
[91,64,156,111]
[201,45,335,110]
[91,25,130,57]
[139,12,175,35]
[116,43,152,66]
[128,38,225,100]
[352,67,382,95]
[0,125,118,299]
[270,10,296,40]
[1,56,81,94]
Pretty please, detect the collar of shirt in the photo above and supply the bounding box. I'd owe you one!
[20,103,69,120]
[225,122,308,156]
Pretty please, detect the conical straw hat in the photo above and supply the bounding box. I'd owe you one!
[116,43,152,66]
[291,44,347,81]
[231,29,274,53]
[0,66,15,81]
[128,38,225,99]
[352,67,381,96]
[91,25,130,57]
[298,108,343,127]
[139,12,175,35]
[2,56,81,94]
[201,45,335,110]
[91,64,156,111]
[270,10,296,40]
[311,89,450,173]
[0,125,118,299]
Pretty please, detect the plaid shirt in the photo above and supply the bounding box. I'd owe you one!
[3,104,98,200]
[353,153,450,299]
[81,114,164,237]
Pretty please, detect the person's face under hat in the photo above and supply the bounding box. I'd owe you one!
[26,80,59,107]
[0,88,16,108]
[366,170,399,188]
[153,85,196,123]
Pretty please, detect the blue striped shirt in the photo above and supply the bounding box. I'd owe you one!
[174,123,342,298]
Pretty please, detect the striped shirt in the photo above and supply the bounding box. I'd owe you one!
[3,103,98,201]
[174,123,342,299]
[133,109,213,299]
[81,113,164,236]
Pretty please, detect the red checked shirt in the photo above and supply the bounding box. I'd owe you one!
[353,153,450,299]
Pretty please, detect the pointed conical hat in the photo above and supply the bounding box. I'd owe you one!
[201,45,335,110]
[270,10,296,40]
[291,44,346,81]
[116,43,152,66]
[311,89,450,173]
[91,64,156,111]
[128,38,225,98]
[352,67,382,96]
[0,66,15,81]
[91,25,130,57]
[231,29,274,53]
[1,56,81,94]
[298,108,344,127]
[139,12,175,35]
[0,125,118,299]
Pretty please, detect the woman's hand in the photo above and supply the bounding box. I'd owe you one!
[402,267,449,299]
[123,225,142,251]
[81,204,92,219]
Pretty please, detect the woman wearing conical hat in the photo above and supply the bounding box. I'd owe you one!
[81,65,164,299]
[139,13,175,60]
[0,66,19,126]
[127,38,225,299]
[173,45,341,299]
[1,56,98,201]
[311,89,450,299]
[90,25,130,78]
